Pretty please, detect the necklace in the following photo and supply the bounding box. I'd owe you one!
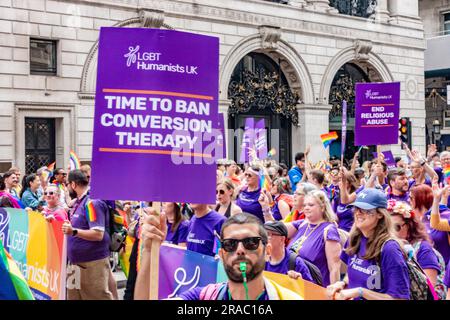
[292,221,324,253]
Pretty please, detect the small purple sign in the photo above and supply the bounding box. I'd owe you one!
[255,119,268,160]
[239,117,255,164]
[355,82,400,146]
[373,151,396,169]
[90,27,219,203]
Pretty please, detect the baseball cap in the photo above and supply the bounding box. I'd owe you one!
[351,188,387,210]
[263,221,288,237]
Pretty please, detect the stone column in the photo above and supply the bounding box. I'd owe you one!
[374,0,390,23]
[388,0,421,26]
[293,104,332,164]
[219,99,230,159]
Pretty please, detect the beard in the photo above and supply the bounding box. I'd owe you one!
[68,188,77,199]
[223,254,266,283]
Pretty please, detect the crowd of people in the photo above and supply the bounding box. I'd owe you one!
[1,142,450,300]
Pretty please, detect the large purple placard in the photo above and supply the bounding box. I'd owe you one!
[355,82,400,146]
[90,27,219,203]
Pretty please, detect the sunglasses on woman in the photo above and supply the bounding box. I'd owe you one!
[44,191,55,196]
[216,189,226,195]
[220,237,265,252]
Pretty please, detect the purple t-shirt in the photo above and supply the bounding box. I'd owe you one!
[236,188,263,223]
[333,186,365,232]
[387,192,410,203]
[444,261,450,288]
[187,210,226,257]
[341,237,410,299]
[287,221,341,287]
[408,177,432,190]
[265,248,313,282]
[414,241,441,272]
[166,220,190,245]
[179,284,269,300]
[423,207,450,264]
[68,196,110,264]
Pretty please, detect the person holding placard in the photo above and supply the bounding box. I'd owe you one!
[135,212,302,300]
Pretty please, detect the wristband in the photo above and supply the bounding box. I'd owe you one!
[358,287,364,299]
[72,229,78,237]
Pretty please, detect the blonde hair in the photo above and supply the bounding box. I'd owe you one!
[305,190,337,223]
[346,208,398,261]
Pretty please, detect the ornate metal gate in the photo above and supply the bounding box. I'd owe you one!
[25,118,55,174]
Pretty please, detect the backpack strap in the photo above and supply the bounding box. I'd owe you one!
[199,282,227,300]
[288,251,297,271]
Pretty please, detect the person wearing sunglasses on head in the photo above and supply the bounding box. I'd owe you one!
[42,184,68,222]
[215,179,242,218]
[387,199,446,299]
[135,212,302,300]
[327,188,410,300]
[236,166,264,223]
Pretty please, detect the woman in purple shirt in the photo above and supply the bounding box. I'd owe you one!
[410,184,450,264]
[327,188,410,300]
[388,199,441,288]
[282,190,342,287]
[236,165,264,223]
[334,168,360,232]
[163,202,189,246]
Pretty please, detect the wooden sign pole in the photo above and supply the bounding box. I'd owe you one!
[149,201,161,300]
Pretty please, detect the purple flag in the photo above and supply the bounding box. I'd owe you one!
[239,117,255,163]
[355,82,400,146]
[373,151,396,169]
[255,119,268,160]
[341,100,347,157]
[90,27,219,204]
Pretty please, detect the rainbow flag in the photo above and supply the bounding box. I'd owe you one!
[267,148,277,158]
[259,174,271,192]
[85,200,97,222]
[0,241,34,300]
[444,166,450,185]
[69,150,81,171]
[320,132,338,148]
[47,161,56,171]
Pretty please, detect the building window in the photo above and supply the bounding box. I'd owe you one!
[444,12,450,35]
[30,38,57,75]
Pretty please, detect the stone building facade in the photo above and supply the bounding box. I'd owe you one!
[0,0,425,173]
[420,0,450,150]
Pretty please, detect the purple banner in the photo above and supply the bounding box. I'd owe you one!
[355,82,400,146]
[341,100,347,157]
[255,119,268,160]
[158,244,226,299]
[90,27,219,203]
[239,117,255,163]
[373,151,396,169]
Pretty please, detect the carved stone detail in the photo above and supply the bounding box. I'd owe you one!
[139,9,165,29]
[353,39,373,62]
[258,25,282,50]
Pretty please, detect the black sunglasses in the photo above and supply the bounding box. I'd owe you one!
[220,237,264,252]
[44,191,55,196]
[216,189,226,195]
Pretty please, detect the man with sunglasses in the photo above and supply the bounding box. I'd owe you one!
[52,168,70,208]
[135,212,301,300]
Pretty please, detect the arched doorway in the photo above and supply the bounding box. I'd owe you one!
[227,52,300,167]
[328,62,378,162]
